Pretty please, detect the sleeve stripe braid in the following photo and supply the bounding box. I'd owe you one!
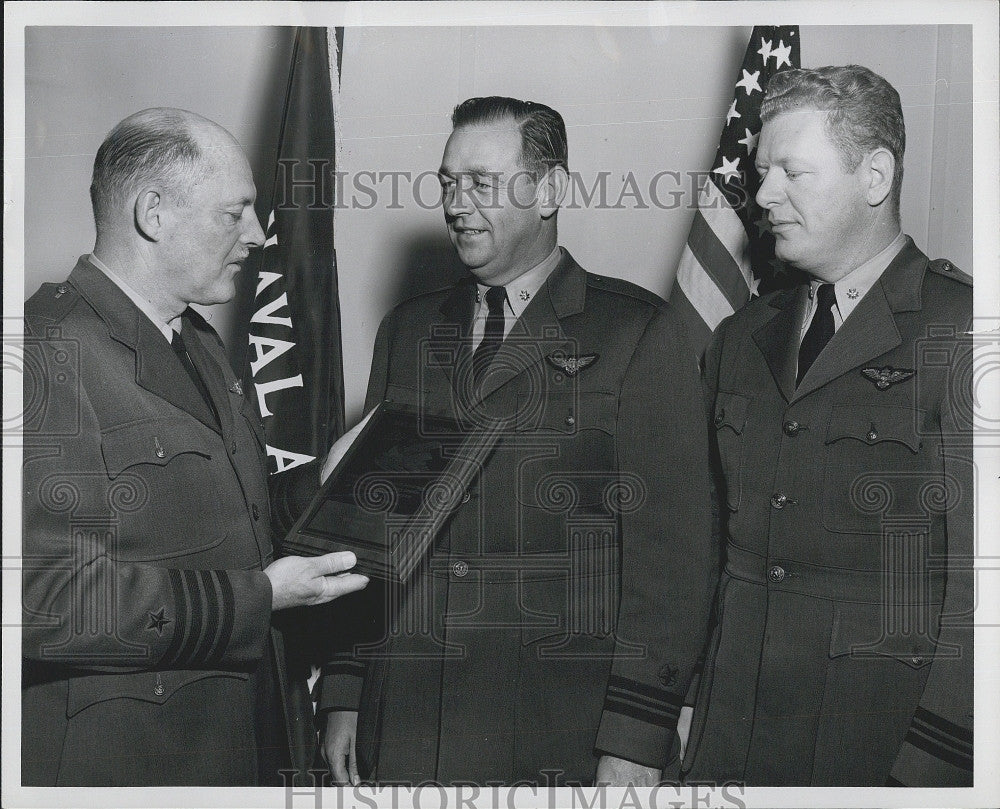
[903,729,973,771]
[176,569,205,665]
[159,568,189,666]
[320,661,366,677]
[603,698,678,727]
[913,706,973,746]
[197,569,221,664]
[213,572,236,664]
[604,687,683,718]
[911,712,973,756]
[606,674,685,708]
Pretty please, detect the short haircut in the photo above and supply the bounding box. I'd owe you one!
[451,96,568,177]
[90,108,204,230]
[761,65,905,210]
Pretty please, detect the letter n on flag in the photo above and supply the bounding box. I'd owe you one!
[245,27,345,515]
[669,26,802,357]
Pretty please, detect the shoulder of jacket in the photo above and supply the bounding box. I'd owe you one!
[927,258,972,287]
[585,273,666,309]
[25,282,83,330]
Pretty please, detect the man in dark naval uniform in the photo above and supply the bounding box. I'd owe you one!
[317,97,715,786]
[682,65,973,786]
[21,108,368,786]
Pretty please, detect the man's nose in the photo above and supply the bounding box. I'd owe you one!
[243,208,266,247]
[755,170,782,209]
[444,183,474,217]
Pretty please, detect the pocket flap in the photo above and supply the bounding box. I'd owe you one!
[825,405,922,453]
[517,391,617,435]
[713,391,751,435]
[67,669,250,717]
[101,418,211,478]
[828,602,937,668]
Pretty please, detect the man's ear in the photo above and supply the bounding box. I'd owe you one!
[134,189,165,241]
[538,165,569,219]
[865,148,894,207]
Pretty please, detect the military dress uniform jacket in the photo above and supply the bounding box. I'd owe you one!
[682,238,973,786]
[315,250,716,784]
[21,257,314,785]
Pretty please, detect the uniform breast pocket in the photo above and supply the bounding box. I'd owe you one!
[712,391,751,512]
[822,405,926,534]
[514,391,618,546]
[100,417,228,560]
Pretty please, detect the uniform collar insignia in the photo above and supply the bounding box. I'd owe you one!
[229,380,244,396]
[547,353,599,377]
[861,366,915,390]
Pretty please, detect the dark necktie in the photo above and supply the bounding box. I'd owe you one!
[797,283,837,384]
[472,285,507,388]
[171,327,219,423]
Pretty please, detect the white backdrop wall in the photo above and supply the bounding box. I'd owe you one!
[24,25,973,425]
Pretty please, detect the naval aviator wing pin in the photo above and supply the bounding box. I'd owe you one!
[547,353,599,377]
[861,366,915,390]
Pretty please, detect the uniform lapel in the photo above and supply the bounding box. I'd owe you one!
[69,258,221,432]
[475,251,580,403]
[180,313,234,435]
[792,238,925,402]
[434,277,477,392]
[751,286,806,403]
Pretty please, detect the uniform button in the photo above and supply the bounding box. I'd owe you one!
[783,420,800,436]
[941,261,952,272]
[461,492,471,504]
[911,655,924,666]
[453,561,468,577]
[770,493,788,509]
[867,428,878,441]
[252,503,260,521]
[55,285,68,297]
[565,415,576,426]
[231,440,238,453]
[767,565,786,583]
[715,409,725,426]
[153,684,165,696]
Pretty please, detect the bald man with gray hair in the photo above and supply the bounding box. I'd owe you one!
[21,108,367,786]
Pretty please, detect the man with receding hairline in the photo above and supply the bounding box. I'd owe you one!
[682,65,973,786]
[22,107,367,785]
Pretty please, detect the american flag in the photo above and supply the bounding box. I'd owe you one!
[670,26,801,355]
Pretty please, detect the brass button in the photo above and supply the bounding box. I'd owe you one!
[231,440,238,453]
[453,561,468,577]
[867,429,878,441]
[715,409,725,426]
[154,437,166,459]
[154,684,165,696]
[911,655,923,666]
[252,503,260,521]
[461,492,471,504]
[565,415,576,427]
[770,493,788,509]
[783,420,800,436]
[767,565,786,583]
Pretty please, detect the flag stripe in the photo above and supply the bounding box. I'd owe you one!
[668,285,714,350]
[686,210,750,312]
[676,249,736,332]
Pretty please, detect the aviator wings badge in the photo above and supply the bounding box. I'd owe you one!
[861,366,915,390]
[547,353,599,377]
